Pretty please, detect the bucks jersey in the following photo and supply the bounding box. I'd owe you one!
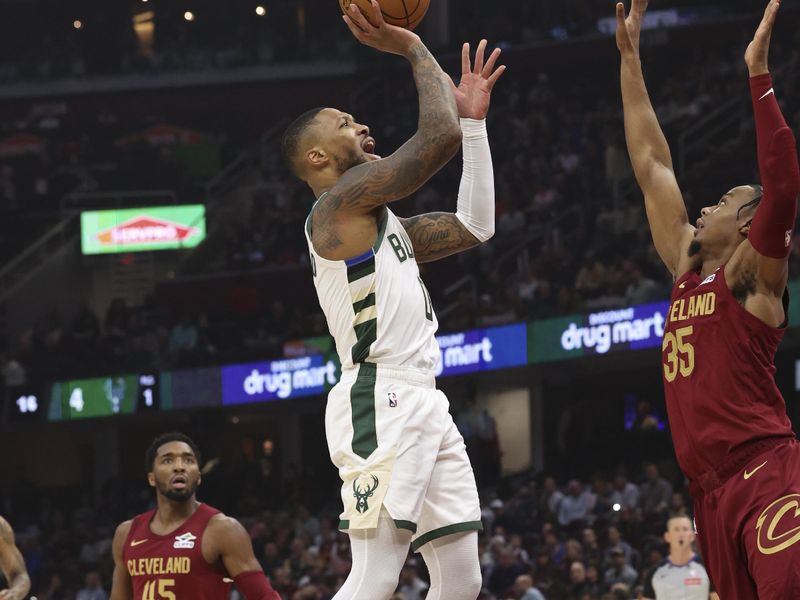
[305,199,440,372]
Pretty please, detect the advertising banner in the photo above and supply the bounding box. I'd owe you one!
[81,204,206,254]
[528,301,670,363]
[222,355,339,405]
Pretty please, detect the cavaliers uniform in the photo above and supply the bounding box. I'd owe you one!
[664,265,800,598]
[305,200,482,552]
[123,503,231,600]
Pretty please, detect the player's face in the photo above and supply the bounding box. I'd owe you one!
[316,108,380,172]
[664,517,695,552]
[148,441,201,502]
[690,185,758,257]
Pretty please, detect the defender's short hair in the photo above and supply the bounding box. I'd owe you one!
[282,107,325,177]
[145,432,201,473]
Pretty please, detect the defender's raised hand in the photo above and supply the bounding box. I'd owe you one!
[746,0,781,77]
[342,0,421,58]
[616,0,649,58]
[450,40,506,120]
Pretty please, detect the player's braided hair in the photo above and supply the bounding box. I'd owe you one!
[281,107,325,177]
[737,184,764,221]
[145,432,202,473]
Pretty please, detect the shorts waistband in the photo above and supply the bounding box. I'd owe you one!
[341,363,436,389]
[688,436,793,497]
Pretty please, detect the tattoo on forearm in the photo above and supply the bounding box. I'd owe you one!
[322,42,460,216]
[401,213,480,263]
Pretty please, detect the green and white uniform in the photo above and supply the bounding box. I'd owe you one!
[305,199,482,552]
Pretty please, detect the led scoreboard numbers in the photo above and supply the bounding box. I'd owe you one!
[6,387,43,422]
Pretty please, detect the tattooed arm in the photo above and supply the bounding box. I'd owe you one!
[398,41,506,263]
[335,3,461,213]
[0,517,30,600]
[398,213,481,263]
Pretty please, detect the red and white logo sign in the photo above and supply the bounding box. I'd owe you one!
[684,577,702,586]
[96,216,198,246]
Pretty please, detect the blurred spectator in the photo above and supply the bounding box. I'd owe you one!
[75,571,108,600]
[396,558,428,600]
[513,574,545,600]
[558,480,594,527]
[639,464,673,517]
[603,547,638,589]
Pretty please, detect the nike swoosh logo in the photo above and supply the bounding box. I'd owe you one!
[130,539,149,547]
[744,460,768,480]
[759,88,775,101]
[679,282,686,289]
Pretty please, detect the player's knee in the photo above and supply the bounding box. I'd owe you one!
[462,570,483,600]
[367,571,402,599]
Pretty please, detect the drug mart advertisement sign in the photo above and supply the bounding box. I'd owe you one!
[81,204,206,255]
[435,323,528,377]
[528,301,669,363]
[222,355,339,405]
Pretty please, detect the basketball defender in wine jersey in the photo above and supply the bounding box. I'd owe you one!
[109,433,279,600]
[0,516,30,600]
[617,0,800,598]
[281,2,504,599]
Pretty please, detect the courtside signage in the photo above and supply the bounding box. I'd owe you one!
[81,205,206,254]
[529,301,670,363]
[222,355,339,405]
[435,323,528,377]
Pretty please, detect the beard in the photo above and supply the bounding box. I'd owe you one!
[157,480,199,502]
[688,240,702,257]
[335,146,367,172]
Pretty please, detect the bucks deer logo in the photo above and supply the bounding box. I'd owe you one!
[353,475,380,514]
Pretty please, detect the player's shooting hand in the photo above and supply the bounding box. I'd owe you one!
[450,40,506,120]
[0,589,22,600]
[342,0,421,58]
[615,0,648,58]
[745,0,780,77]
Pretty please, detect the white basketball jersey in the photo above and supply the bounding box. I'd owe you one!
[305,198,440,372]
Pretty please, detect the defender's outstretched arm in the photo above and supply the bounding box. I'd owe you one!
[617,0,694,278]
[740,0,800,294]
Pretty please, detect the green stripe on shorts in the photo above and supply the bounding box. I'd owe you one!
[411,521,484,553]
[351,362,378,459]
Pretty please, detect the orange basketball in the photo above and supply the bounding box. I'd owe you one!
[340,0,430,31]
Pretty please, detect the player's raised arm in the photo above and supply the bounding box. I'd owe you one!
[617,0,694,277]
[735,0,800,295]
[399,39,505,263]
[109,521,133,600]
[0,517,30,600]
[206,515,280,600]
[331,0,462,212]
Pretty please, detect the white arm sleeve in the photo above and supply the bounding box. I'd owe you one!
[455,117,495,243]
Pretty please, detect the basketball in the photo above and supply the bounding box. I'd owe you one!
[340,0,430,31]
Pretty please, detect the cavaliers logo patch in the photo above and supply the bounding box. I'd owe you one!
[756,494,800,555]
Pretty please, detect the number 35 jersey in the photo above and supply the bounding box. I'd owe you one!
[305,202,440,373]
[123,503,231,600]
[663,266,794,482]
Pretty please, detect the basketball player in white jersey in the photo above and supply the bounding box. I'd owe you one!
[281,3,504,599]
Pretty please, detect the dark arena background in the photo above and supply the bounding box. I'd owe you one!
[0,0,799,598]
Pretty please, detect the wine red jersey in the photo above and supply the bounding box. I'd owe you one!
[663,266,795,481]
[122,503,231,600]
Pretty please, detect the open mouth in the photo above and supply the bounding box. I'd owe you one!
[362,137,380,160]
[171,475,188,489]
[695,218,705,233]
